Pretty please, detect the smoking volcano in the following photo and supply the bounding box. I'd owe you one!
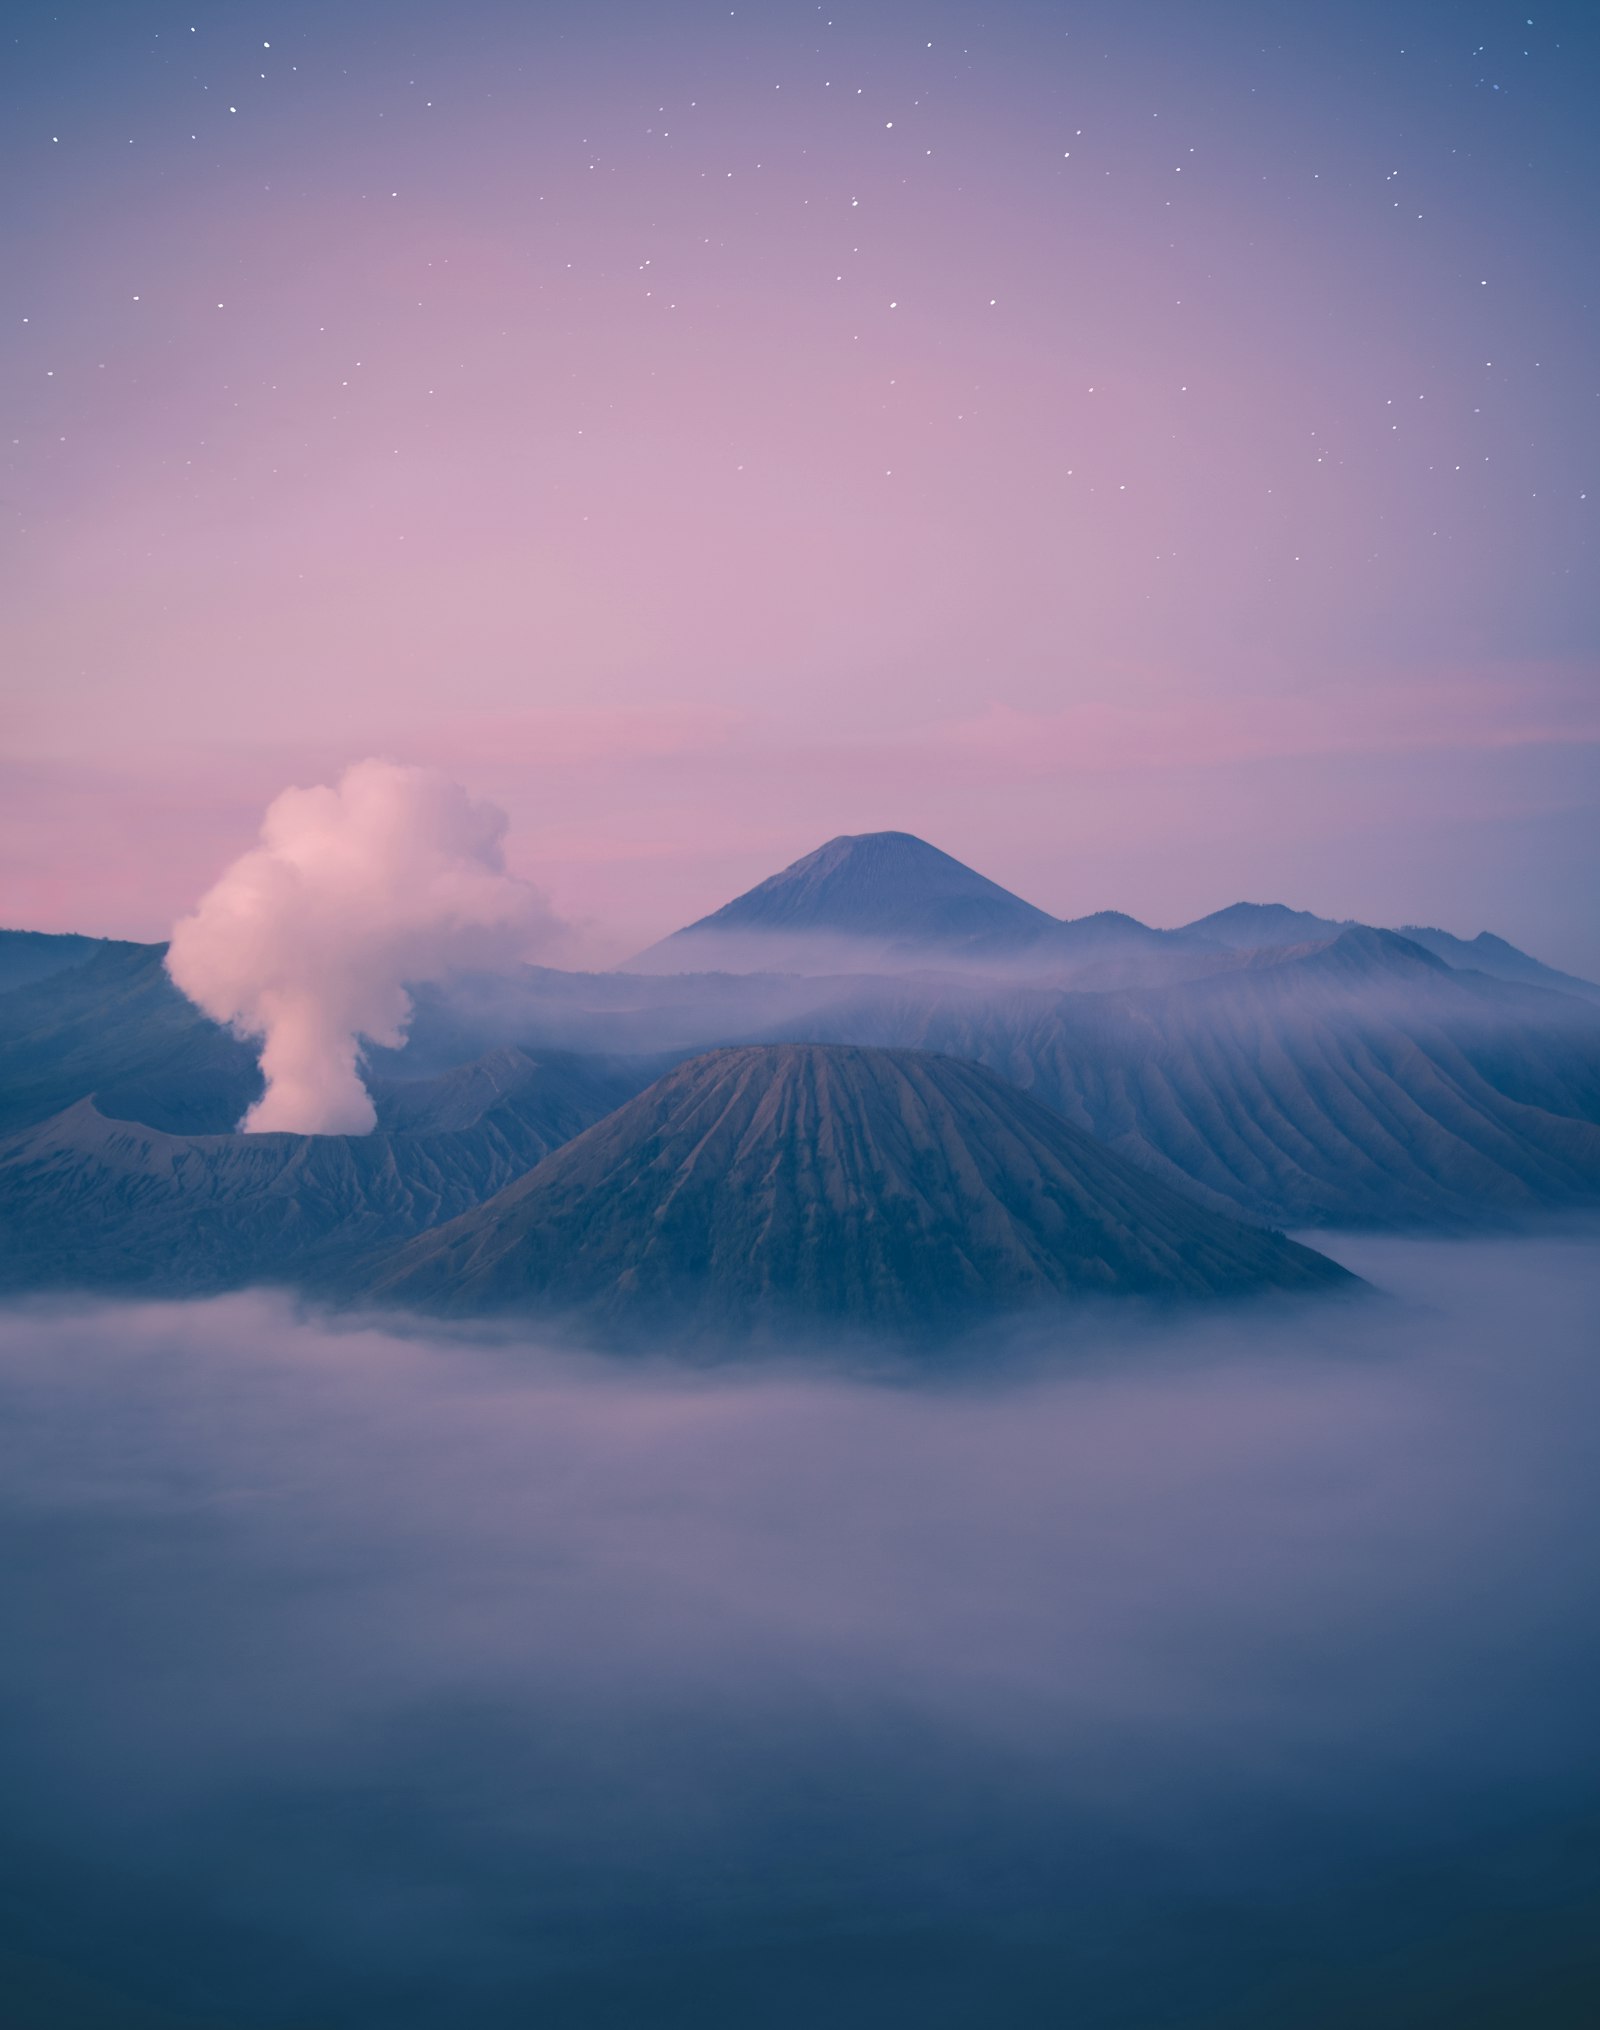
[166,759,555,1134]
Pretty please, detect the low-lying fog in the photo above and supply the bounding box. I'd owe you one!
[1,1233,1597,2029]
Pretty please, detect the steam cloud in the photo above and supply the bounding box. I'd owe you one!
[166,758,553,1134]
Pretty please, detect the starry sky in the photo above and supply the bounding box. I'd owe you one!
[3,0,1597,969]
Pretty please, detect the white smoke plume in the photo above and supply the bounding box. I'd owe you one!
[166,759,555,1135]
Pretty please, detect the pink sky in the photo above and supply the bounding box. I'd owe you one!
[3,3,1595,970]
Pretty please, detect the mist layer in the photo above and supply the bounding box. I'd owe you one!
[0,1230,1596,2027]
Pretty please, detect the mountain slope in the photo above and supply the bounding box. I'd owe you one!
[1177,904,1598,1002]
[770,931,1600,1228]
[0,1047,658,1294]
[626,833,1236,985]
[5,903,1596,1254]
[663,831,1057,939]
[628,832,1061,973]
[358,1044,1350,1329]
[0,939,260,1135]
[0,929,104,996]
[1179,902,1347,949]
[1396,925,1600,1003]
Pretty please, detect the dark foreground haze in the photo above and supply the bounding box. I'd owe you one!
[1,1234,1597,2029]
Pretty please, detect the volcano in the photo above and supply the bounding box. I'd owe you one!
[626,831,1061,973]
[357,1043,1351,1332]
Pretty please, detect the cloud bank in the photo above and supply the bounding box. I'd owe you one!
[0,1232,1595,2026]
[166,758,554,1134]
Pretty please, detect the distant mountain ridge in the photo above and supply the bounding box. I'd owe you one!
[0,938,260,1135]
[354,1044,1351,1331]
[627,832,1239,986]
[0,928,104,996]
[1,841,1596,1314]
[1394,924,1600,1002]
[775,925,1600,1228]
[627,831,1063,975]
[1173,902,1599,1002]
[1178,902,1346,950]
[620,834,1598,998]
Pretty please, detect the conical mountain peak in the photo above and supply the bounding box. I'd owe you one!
[627,832,1058,974]
[685,832,1055,941]
[356,1043,1351,1332]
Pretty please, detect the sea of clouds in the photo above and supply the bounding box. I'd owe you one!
[0,1229,1596,2029]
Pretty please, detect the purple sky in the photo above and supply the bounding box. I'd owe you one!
[3,2,1596,971]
